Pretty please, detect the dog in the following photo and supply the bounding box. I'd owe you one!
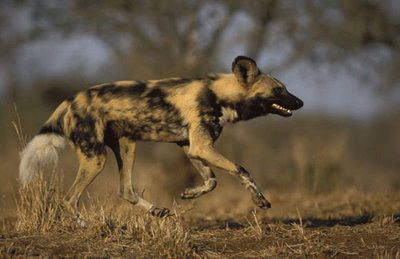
[19,56,303,217]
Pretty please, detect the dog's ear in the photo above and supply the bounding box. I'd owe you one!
[232,56,261,88]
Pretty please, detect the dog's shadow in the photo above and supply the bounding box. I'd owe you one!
[191,212,400,231]
[275,213,375,228]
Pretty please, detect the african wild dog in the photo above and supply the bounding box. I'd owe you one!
[19,56,303,218]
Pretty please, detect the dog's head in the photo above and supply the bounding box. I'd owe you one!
[232,56,303,120]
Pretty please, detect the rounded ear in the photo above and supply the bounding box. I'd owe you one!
[232,56,261,88]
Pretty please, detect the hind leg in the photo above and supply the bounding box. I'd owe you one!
[180,145,217,199]
[64,148,107,217]
[112,137,170,217]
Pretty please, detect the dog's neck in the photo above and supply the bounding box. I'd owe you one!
[209,74,246,103]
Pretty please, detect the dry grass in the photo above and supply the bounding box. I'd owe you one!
[16,172,66,233]
[1,167,400,258]
[187,190,400,258]
[9,172,196,258]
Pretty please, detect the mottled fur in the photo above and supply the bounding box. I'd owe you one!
[19,56,303,217]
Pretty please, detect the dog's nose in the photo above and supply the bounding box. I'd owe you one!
[295,98,304,109]
[287,92,304,110]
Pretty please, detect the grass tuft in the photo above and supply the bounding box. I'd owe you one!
[16,171,67,234]
[14,172,196,257]
[11,104,28,151]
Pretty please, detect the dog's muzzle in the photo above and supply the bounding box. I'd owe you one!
[271,92,303,117]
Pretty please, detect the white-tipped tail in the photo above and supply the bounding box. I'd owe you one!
[19,134,66,184]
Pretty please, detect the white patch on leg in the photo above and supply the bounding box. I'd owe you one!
[219,106,238,126]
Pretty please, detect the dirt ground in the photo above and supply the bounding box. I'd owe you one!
[1,188,400,258]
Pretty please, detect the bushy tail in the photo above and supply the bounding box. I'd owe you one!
[19,133,66,185]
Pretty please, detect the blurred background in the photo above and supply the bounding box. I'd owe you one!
[0,0,399,215]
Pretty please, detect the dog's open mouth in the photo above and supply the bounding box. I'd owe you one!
[271,103,292,117]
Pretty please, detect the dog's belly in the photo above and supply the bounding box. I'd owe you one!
[107,119,188,143]
[136,121,189,142]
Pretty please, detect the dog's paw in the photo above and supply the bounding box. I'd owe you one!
[77,217,87,228]
[149,207,172,217]
[180,188,200,199]
[253,193,271,209]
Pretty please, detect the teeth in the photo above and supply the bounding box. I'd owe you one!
[271,103,292,115]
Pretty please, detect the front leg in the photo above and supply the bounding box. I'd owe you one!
[236,165,271,209]
[180,145,217,199]
[187,131,271,209]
